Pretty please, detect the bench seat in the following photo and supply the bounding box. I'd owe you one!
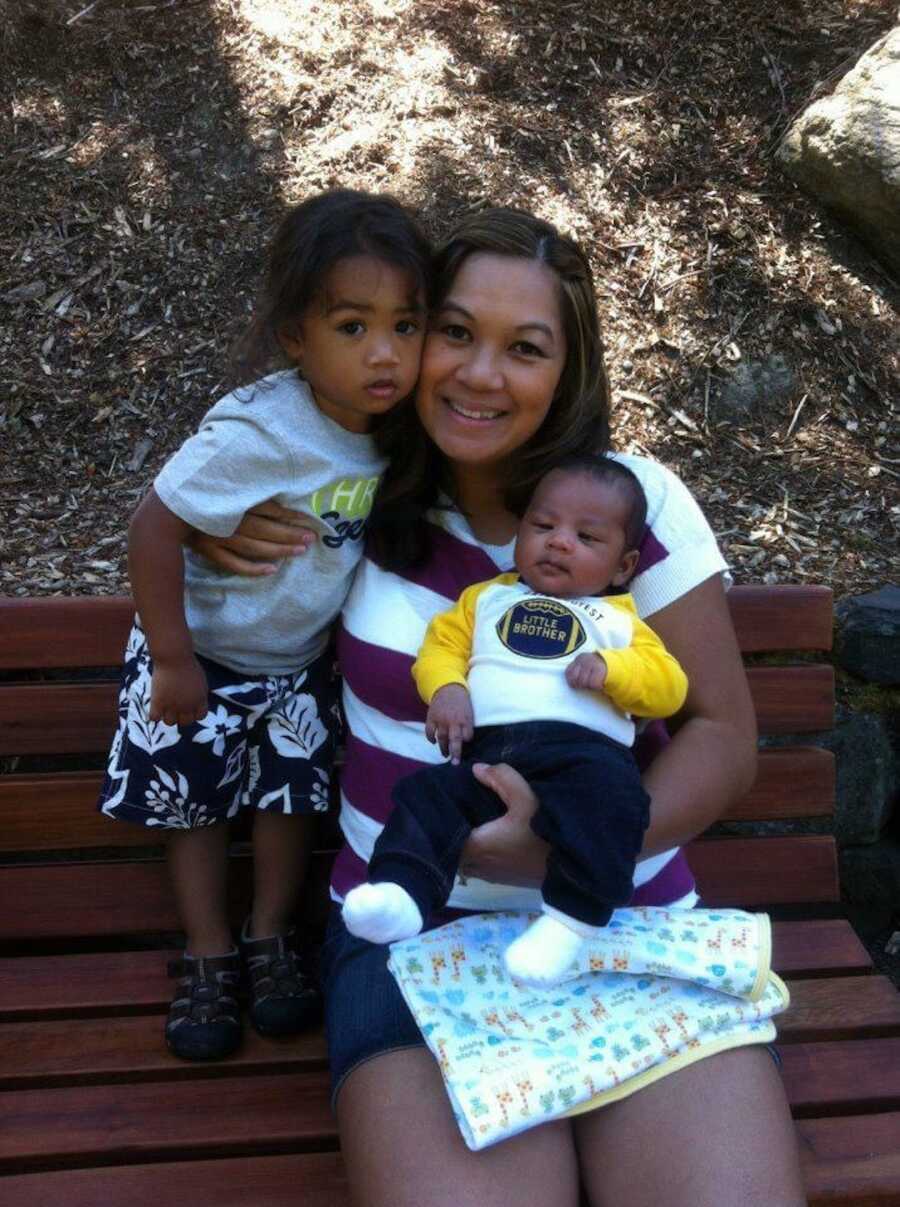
[1,588,899,1204]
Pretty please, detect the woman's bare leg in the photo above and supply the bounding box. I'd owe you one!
[574,1045,806,1207]
[337,1048,581,1207]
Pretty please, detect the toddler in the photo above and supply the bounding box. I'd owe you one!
[343,455,688,986]
[99,189,430,1059]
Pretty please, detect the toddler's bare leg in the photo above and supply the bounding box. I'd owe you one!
[250,810,315,937]
[166,823,232,954]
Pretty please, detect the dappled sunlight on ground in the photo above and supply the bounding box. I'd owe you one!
[0,0,897,599]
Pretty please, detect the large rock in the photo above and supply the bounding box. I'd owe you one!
[835,585,900,685]
[778,27,900,274]
[827,708,898,845]
[840,837,900,933]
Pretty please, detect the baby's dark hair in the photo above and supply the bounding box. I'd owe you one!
[230,189,432,384]
[528,454,648,552]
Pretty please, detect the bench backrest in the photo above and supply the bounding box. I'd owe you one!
[0,587,836,943]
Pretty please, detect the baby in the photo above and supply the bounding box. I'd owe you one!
[343,454,688,986]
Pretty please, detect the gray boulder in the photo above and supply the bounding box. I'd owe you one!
[778,27,900,274]
[836,584,900,684]
[828,708,898,845]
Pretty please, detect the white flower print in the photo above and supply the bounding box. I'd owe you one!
[125,623,145,662]
[125,665,180,756]
[144,765,212,829]
[193,705,241,757]
[309,767,330,813]
[100,726,131,816]
[213,680,273,729]
[241,744,262,807]
[268,692,327,760]
[217,739,247,789]
[257,783,292,813]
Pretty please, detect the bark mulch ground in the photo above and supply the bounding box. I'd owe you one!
[2,0,898,600]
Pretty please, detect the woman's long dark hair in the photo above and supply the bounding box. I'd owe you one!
[369,208,611,570]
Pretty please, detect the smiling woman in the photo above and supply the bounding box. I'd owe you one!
[196,205,806,1207]
[417,254,568,466]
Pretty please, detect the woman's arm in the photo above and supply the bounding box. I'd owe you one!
[461,573,757,881]
[188,499,317,575]
[636,573,757,855]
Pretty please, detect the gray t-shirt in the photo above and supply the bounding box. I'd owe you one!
[154,369,386,675]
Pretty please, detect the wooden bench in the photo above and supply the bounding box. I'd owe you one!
[1,587,899,1205]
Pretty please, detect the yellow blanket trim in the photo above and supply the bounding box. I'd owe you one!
[562,970,790,1120]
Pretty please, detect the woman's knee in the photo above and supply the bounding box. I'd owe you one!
[574,1045,805,1207]
[337,1048,582,1207]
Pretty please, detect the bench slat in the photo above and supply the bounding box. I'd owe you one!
[3,1119,898,1207]
[0,587,832,674]
[799,1113,900,1206]
[728,585,833,653]
[771,920,872,978]
[0,835,838,942]
[0,666,834,758]
[0,744,837,856]
[0,951,172,1020]
[748,666,835,735]
[1,1153,350,1207]
[3,975,897,1090]
[0,684,118,757]
[0,921,872,1021]
[0,1017,327,1090]
[0,598,133,671]
[689,836,840,905]
[0,1071,336,1171]
[726,746,835,821]
[778,1039,900,1117]
[0,773,152,852]
[2,1041,898,1171]
[780,977,900,1044]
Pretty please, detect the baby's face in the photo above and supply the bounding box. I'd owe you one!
[514,470,639,599]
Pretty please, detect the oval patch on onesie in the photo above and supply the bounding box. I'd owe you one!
[496,599,586,659]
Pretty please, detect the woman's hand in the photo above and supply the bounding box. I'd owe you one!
[459,763,549,887]
[188,499,317,576]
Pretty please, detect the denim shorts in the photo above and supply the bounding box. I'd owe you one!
[321,903,783,1105]
[321,905,426,1104]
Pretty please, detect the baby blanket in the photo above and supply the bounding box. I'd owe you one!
[387,906,789,1150]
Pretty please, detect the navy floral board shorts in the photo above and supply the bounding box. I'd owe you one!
[98,621,341,829]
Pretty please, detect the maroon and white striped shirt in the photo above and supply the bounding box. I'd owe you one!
[332,454,729,911]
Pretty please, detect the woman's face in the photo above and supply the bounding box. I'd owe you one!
[416,253,567,470]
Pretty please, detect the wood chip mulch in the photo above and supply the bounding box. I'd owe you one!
[1,0,897,600]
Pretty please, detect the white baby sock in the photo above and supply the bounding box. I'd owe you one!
[503,910,600,988]
[342,882,424,944]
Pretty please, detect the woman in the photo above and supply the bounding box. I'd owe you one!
[198,209,806,1206]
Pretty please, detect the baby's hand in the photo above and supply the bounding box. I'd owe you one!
[425,684,474,765]
[150,655,210,728]
[566,652,607,693]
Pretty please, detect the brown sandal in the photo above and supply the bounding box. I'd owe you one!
[241,922,322,1037]
[165,948,242,1061]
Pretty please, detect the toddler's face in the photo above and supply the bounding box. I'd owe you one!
[279,255,425,433]
[514,470,639,599]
